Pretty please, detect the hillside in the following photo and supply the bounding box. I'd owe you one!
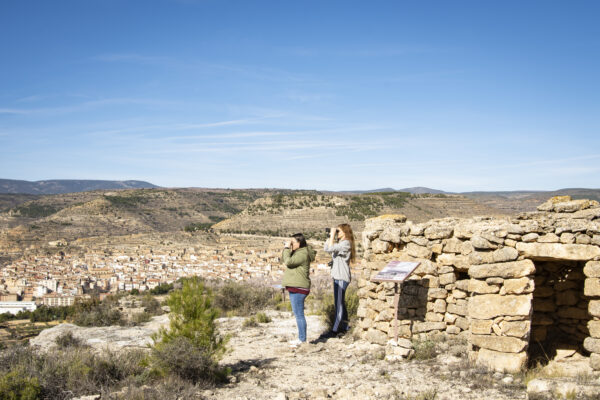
[0,179,158,194]
[212,192,506,237]
[0,189,267,254]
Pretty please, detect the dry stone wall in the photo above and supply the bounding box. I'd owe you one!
[356,196,600,372]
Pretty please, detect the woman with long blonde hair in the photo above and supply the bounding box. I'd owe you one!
[322,223,356,337]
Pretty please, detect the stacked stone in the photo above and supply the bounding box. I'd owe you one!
[467,259,534,372]
[356,196,600,372]
[584,261,600,369]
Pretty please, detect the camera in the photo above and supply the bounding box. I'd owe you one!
[325,228,338,234]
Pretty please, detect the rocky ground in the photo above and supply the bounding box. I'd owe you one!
[30,310,600,399]
[204,311,526,400]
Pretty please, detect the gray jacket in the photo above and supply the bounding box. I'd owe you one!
[324,240,352,282]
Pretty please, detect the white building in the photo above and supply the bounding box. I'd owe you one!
[0,301,37,315]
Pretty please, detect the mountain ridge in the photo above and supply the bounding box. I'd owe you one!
[0,179,159,194]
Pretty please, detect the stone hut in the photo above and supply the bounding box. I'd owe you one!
[356,196,600,372]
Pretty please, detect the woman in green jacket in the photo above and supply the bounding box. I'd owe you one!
[282,232,316,347]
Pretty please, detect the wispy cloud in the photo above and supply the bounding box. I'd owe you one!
[92,53,169,63]
[93,52,318,83]
[0,108,30,115]
[0,97,177,116]
[16,95,44,103]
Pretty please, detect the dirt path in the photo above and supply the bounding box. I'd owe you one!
[203,311,527,400]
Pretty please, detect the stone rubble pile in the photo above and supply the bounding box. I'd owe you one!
[356,196,600,372]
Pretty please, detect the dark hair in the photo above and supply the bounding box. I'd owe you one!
[291,233,307,248]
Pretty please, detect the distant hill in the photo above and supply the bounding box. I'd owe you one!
[462,188,600,213]
[329,187,447,195]
[212,192,505,237]
[398,187,448,194]
[0,179,159,194]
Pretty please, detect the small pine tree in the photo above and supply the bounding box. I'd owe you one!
[152,276,227,364]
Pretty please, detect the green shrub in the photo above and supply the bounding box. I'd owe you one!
[213,281,275,316]
[71,298,124,327]
[151,277,228,384]
[242,317,258,328]
[150,283,173,295]
[318,285,359,330]
[184,222,213,232]
[410,339,437,360]
[29,305,72,323]
[0,369,41,400]
[55,331,85,349]
[255,312,271,323]
[0,345,147,399]
[132,312,152,325]
[14,203,58,218]
[141,294,163,316]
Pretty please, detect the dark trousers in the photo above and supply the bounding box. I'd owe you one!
[332,279,349,332]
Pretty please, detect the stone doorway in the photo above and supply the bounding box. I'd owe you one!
[529,259,590,367]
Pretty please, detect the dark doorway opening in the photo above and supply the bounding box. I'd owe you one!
[529,259,590,366]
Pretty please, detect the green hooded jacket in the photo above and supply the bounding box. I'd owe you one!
[281,246,316,289]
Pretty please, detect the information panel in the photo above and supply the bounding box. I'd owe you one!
[371,261,420,283]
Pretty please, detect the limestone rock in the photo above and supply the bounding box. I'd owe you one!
[406,243,432,259]
[468,279,500,294]
[442,238,463,253]
[470,235,497,250]
[592,353,600,370]
[491,247,519,263]
[527,378,600,400]
[469,259,535,279]
[589,300,600,317]
[470,319,493,335]
[29,314,169,353]
[584,261,600,278]
[371,239,390,254]
[476,348,526,373]
[424,226,453,240]
[537,233,559,243]
[585,278,600,296]
[516,242,600,260]
[589,320,600,338]
[521,233,539,242]
[555,199,596,213]
[379,228,403,244]
[365,329,388,345]
[499,320,529,338]
[538,195,572,211]
[468,294,531,319]
[412,321,446,333]
[470,335,527,353]
[583,337,600,353]
[503,277,534,295]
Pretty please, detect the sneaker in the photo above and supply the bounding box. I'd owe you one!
[288,339,302,348]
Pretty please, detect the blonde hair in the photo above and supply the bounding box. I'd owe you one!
[337,223,356,263]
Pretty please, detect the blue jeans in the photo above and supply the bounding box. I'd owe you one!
[289,292,307,342]
[333,279,349,332]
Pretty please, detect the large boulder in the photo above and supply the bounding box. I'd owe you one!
[29,314,169,353]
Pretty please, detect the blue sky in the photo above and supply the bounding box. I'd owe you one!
[1,0,599,192]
